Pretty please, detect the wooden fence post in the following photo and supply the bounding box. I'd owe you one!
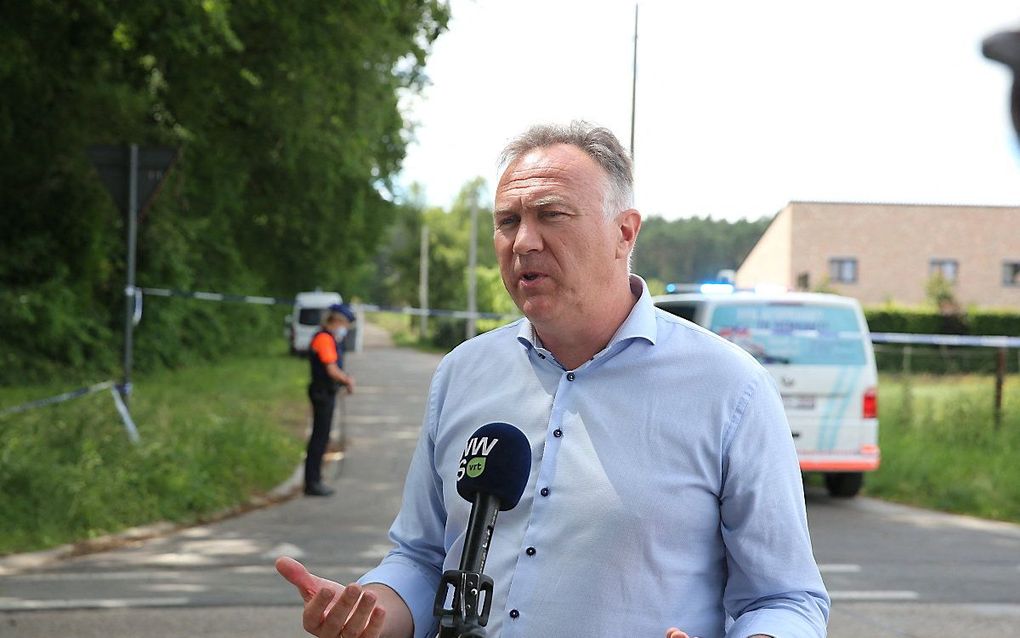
[994,347,1006,429]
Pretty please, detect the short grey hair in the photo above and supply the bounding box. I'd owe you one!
[497,121,635,219]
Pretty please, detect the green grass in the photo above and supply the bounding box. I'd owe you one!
[865,373,1020,522]
[0,353,308,555]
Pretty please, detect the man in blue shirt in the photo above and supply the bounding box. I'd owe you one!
[277,122,829,638]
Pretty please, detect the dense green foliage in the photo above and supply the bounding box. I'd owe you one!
[0,1,448,384]
[631,215,771,290]
[866,374,1020,523]
[864,304,1020,337]
[0,352,306,554]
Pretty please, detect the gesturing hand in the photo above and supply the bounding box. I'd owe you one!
[276,556,386,638]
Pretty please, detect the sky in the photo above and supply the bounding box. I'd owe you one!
[396,0,1020,221]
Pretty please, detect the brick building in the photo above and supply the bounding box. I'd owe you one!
[735,202,1020,308]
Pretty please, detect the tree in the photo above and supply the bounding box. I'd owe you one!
[631,215,770,285]
[0,0,449,383]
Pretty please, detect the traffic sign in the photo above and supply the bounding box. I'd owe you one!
[87,145,177,216]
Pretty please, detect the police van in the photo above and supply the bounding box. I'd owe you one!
[287,290,342,354]
[653,286,879,497]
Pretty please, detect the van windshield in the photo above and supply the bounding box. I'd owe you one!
[298,308,325,326]
[708,302,866,366]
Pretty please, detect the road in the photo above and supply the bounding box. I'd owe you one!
[2,325,1019,637]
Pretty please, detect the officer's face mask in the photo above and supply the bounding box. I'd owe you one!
[333,327,349,340]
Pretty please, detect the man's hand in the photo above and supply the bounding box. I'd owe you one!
[276,556,385,638]
[326,362,355,394]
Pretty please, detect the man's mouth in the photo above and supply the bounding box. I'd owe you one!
[518,270,547,286]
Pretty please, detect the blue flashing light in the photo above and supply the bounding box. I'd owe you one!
[700,283,735,295]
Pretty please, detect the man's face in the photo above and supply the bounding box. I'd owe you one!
[493,144,632,331]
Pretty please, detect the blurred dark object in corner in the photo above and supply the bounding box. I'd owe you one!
[982,29,1020,141]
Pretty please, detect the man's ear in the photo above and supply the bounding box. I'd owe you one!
[615,209,641,260]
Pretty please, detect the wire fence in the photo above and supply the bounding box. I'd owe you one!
[871,333,1019,428]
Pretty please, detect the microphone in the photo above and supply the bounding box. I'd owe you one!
[434,422,532,638]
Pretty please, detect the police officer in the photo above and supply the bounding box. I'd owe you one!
[304,303,356,496]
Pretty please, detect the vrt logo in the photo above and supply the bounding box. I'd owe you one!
[465,456,486,478]
[457,436,499,481]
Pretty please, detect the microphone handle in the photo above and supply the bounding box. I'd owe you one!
[459,492,500,573]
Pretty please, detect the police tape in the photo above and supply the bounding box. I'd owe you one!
[138,287,291,306]
[358,303,518,321]
[870,332,1020,349]
[0,381,140,443]
[138,287,519,320]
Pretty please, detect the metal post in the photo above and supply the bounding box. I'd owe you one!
[419,224,430,338]
[994,347,1006,428]
[629,3,639,162]
[122,144,139,403]
[466,194,478,340]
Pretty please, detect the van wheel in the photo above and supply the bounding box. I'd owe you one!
[825,472,863,498]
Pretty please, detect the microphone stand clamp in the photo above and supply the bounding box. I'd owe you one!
[433,568,493,638]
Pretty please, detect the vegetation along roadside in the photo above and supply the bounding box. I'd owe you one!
[865,373,1020,523]
[0,353,307,555]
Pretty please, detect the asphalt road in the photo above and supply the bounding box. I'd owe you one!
[2,324,1019,637]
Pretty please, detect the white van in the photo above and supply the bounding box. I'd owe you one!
[288,290,342,354]
[653,288,879,497]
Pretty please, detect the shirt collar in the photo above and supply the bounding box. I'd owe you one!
[516,275,658,355]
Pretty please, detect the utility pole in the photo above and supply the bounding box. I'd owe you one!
[466,191,479,340]
[630,3,639,162]
[419,224,430,338]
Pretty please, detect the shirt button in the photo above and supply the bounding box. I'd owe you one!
[553,429,563,438]
[566,372,575,381]
[526,547,536,556]
[538,353,546,359]
[509,609,520,619]
[540,487,550,497]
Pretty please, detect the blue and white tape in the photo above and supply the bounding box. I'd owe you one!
[0,381,140,444]
[870,332,1020,349]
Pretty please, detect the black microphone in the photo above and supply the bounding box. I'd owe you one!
[434,422,532,638]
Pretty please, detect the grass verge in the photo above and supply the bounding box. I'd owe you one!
[865,373,1020,522]
[0,352,307,555]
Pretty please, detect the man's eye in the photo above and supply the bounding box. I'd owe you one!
[496,216,518,228]
[542,210,567,219]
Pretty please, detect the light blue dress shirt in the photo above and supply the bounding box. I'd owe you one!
[360,277,830,638]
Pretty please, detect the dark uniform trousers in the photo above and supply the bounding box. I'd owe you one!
[305,384,336,487]
[306,327,344,488]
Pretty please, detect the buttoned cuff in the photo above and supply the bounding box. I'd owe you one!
[359,556,441,638]
[726,604,827,638]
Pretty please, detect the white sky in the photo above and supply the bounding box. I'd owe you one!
[397,0,1020,221]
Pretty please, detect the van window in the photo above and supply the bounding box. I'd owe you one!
[708,302,866,366]
[658,303,698,322]
[298,308,324,326]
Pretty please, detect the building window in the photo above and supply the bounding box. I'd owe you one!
[796,272,810,291]
[930,259,959,282]
[829,258,857,284]
[1004,261,1020,286]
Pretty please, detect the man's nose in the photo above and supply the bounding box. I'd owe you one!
[512,218,543,254]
